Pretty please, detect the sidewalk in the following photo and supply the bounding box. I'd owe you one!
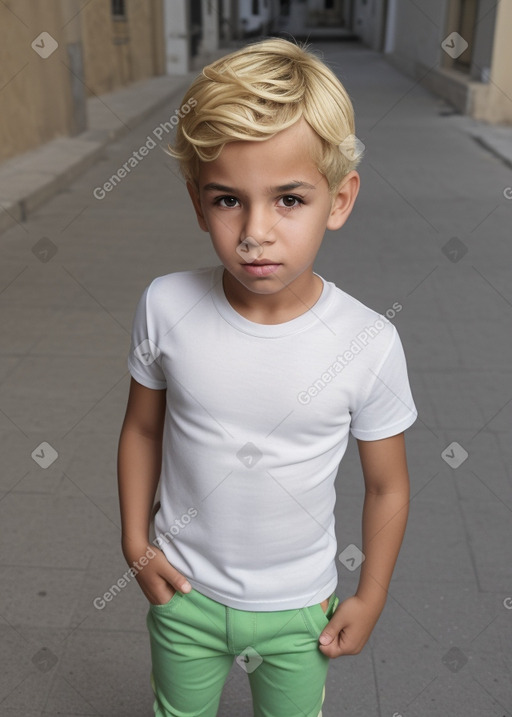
[1,43,510,238]
[0,39,511,717]
[0,46,237,236]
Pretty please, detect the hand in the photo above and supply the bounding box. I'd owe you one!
[122,540,192,606]
[317,595,383,658]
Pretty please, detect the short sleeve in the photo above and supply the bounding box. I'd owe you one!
[350,325,417,440]
[127,282,167,390]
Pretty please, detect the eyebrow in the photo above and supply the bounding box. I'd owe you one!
[202,181,317,193]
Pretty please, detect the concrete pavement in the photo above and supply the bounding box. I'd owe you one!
[0,45,237,236]
[0,39,511,717]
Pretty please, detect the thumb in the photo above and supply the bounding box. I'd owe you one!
[319,631,335,645]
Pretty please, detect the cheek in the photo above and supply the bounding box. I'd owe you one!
[206,213,241,243]
[199,206,218,230]
[287,207,328,234]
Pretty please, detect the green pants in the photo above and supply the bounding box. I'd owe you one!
[146,587,340,717]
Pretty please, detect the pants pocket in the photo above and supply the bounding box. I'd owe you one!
[300,593,340,639]
[148,588,185,614]
[322,592,339,621]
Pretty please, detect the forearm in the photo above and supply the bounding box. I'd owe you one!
[355,487,409,611]
[117,425,162,559]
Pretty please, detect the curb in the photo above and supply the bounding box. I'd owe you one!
[0,73,196,236]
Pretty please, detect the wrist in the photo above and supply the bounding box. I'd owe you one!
[121,534,151,563]
[355,589,387,614]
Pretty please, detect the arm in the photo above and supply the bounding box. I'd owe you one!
[117,377,191,604]
[318,431,411,657]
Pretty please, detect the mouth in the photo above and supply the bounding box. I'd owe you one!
[244,259,280,266]
[241,261,281,277]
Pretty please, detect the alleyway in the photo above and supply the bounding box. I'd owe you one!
[0,39,511,716]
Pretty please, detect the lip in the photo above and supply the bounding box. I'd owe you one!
[244,259,279,265]
[241,263,281,277]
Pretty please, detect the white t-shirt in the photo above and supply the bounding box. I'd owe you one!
[127,264,417,611]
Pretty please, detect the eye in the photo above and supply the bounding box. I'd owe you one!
[215,196,239,208]
[278,195,304,208]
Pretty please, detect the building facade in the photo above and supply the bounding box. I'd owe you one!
[3,0,508,168]
[355,0,512,124]
[162,0,280,60]
[0,0,240,164]
[0,0,167,163]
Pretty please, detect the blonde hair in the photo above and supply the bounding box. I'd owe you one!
[167,37,362,193]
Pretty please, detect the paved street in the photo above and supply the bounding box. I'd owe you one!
[0,39,511,716]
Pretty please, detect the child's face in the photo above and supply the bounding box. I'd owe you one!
[188,118,358,300]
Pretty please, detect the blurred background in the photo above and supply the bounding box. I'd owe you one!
[1,2,511,716]
[0,0,510,171]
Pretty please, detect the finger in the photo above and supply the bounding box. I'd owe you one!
[320,630,364,657]
[319,621,346,646]
[318,625,350,655]
[319,639,353,658]
[163,565,192,593]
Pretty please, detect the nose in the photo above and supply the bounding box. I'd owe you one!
[240,203,275,248]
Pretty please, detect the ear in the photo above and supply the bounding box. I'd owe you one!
[186,181,209,232]
[326,171,360,231]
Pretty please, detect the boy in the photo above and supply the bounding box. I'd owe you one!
[118,38,417,717]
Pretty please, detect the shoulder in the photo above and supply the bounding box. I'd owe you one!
[148,265,215,297]
[327,281,399,348]
[143,265,217,312]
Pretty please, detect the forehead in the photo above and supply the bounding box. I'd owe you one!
[198,119,325,186]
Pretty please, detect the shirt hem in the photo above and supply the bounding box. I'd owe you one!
[350,410,418,441]
[127,360,167,390]
[187,576,339,611]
